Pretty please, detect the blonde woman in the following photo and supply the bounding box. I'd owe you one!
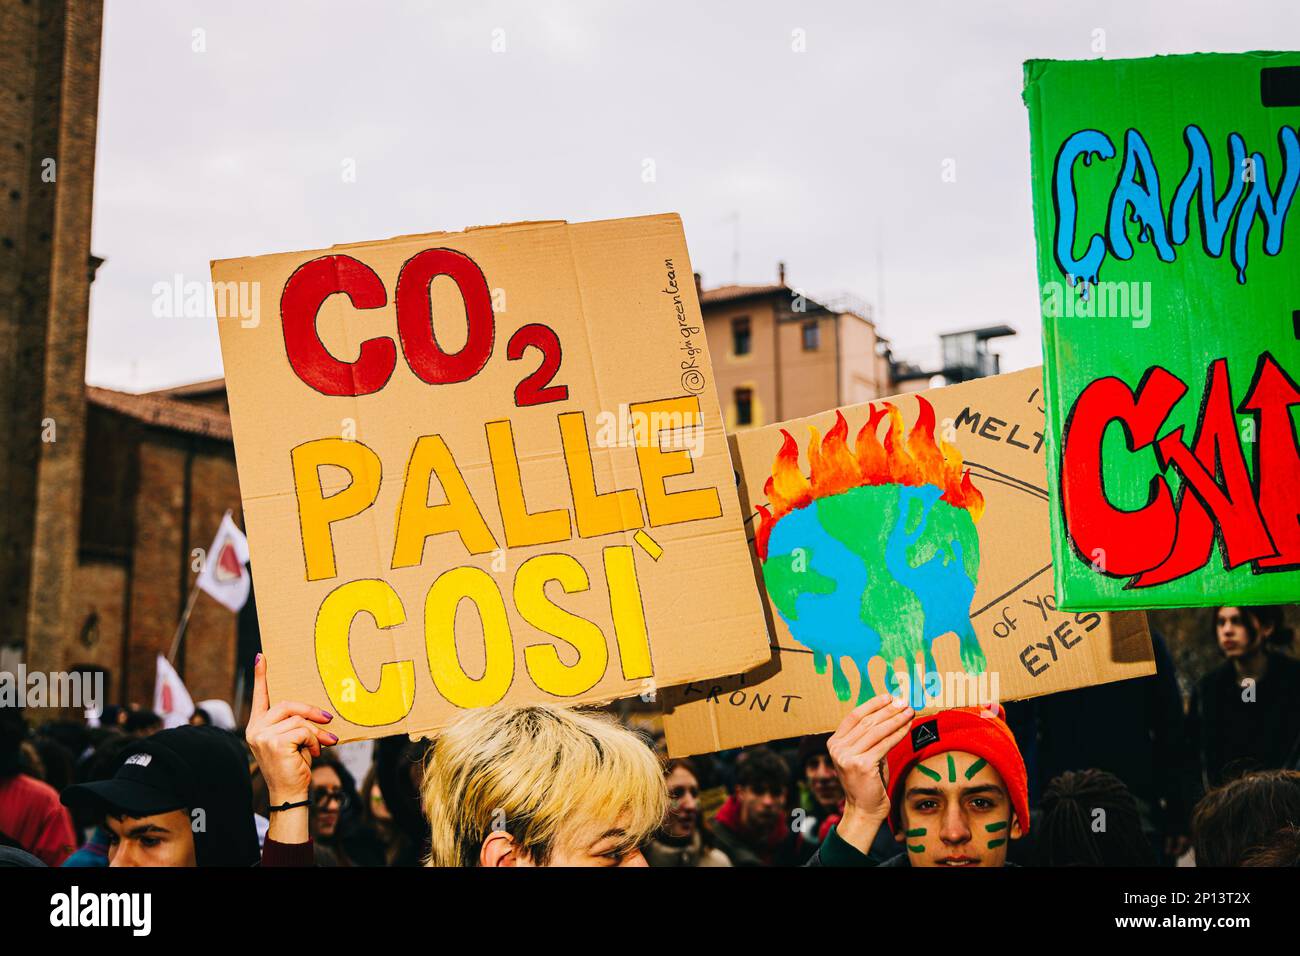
[246,654,667,867]
[422,704,665,866]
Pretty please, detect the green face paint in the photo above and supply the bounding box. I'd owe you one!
[915,763,942,782]
[907,844,925,854]
[985,821,1008,833]
[905,828,927,837]
[947,754,957,782]
[964,757,988,780]
[987,838,1007,850]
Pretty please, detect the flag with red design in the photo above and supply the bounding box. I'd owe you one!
[197,512,251,612]
[154,654,194,729]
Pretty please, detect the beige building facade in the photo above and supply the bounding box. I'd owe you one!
[699,273,892,431]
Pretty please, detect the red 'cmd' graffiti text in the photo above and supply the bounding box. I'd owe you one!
[1060,352,1300,585]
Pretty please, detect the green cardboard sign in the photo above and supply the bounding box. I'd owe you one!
[1024,52,1300,609]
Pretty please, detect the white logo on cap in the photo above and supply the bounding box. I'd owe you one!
[125,753,152,768]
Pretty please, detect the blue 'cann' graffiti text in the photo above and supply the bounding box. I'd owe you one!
[1053,125,1298,288]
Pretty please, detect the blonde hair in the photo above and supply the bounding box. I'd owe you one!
[422,705,667,867]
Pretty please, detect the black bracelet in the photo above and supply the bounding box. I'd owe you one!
[268,798,310,813]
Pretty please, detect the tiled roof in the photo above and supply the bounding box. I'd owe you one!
[86,386,232,441]
[699,283,786,305]
[148,377,227,399]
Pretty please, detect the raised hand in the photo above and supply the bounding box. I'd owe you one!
[245,653,337,844]
[826,693,914,853]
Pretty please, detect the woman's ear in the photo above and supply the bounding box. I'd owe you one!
[480,829,526,867]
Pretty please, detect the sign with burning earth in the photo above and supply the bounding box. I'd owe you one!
[755,397,986,702]
[661,368,1154,756]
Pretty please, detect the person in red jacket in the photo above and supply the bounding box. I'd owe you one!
[710,747,805,866]
[0,706,76,866]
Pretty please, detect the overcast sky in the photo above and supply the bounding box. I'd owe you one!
[86,0,1300,391]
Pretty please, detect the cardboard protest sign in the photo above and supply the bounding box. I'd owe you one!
[211,214,771,742]
[661,368,1154,756]
[1024,53,1300,610]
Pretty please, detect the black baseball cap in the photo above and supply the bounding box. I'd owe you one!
[62,725,259,866]
[62,732,189,818]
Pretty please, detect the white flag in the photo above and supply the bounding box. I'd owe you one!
[154,654,194,729]
[197,512,251,612]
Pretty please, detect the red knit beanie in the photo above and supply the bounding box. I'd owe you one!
[884,706,1030,834]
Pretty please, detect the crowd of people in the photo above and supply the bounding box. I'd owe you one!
[1,605,1298,868]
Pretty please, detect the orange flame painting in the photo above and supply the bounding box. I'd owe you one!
[755,397,984,561]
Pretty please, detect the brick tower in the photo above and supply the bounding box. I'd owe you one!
[0,0,104,693]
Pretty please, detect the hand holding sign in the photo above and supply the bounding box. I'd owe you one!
[245,653,337,807]
[827,693,914,854]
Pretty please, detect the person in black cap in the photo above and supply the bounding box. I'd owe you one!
[61,725,259,867]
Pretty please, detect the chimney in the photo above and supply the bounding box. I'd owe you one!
[693,272,703,297]
[778,261,786,285]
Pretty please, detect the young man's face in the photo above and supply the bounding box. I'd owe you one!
[737,782,786,831]
[1216,606,1260,659]
[896,750,1021,867]
[805,754,844,809]
[106,810,197,867]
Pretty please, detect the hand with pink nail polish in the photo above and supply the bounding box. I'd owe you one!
[245,653,337,845]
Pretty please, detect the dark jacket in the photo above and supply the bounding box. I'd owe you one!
[1029,630,1196,843]
[1187,652,1300,791]
[805,825,878,866]
[806,825,1019,867]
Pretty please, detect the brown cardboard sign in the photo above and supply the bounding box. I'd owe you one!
[211,214,770,742]
[661,367,1154,756]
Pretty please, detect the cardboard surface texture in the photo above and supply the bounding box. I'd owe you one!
[661,368,1154,757]
[1024,52,1300,609]
[212,214,771,742]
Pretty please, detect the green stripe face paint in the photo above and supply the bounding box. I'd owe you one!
[907,827,927,853]
[986,821,1009,850]
[900,750,1016,865]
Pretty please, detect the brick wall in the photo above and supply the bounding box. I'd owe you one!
[62,400,242,708]
[0,0,103,690]
[66,560,127,679]
[180,448,243,703]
